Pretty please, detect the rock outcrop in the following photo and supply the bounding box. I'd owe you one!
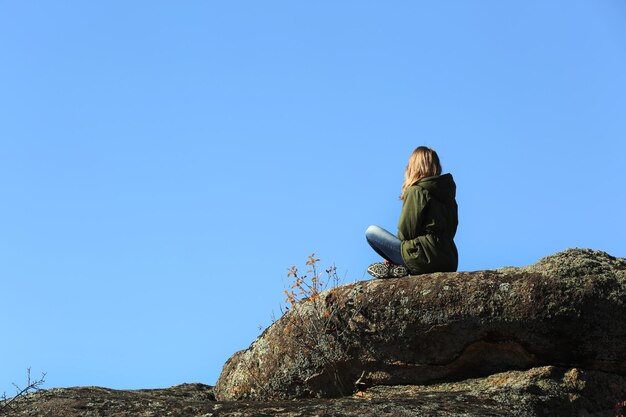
[7,383,216,417]
[11,367,626,416]
[215,248,626,404]
[9,248,626,417]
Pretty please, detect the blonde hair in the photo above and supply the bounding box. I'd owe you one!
[400,146,442,200]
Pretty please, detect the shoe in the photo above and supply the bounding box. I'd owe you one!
[390,264,408,278]
[367,262,390,278]
[367,263,409,279]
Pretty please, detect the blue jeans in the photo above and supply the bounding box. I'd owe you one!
[365,225,405,266]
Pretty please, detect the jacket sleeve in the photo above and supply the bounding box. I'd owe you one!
[397,186,428,241]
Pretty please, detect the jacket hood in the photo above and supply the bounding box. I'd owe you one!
[415,173,456,204]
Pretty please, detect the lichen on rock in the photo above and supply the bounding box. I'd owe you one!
[215,248,626,406]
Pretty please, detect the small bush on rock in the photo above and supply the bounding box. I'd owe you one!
[280,254,364,396]
[283,254,338,310]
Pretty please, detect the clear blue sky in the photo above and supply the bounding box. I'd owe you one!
[1,1,625,394]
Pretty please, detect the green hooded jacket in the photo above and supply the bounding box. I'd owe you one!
[398,173,458,274]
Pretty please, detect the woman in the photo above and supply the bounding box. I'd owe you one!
[366,146,458,278]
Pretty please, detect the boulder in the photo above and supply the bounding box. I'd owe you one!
[215,248,626,401]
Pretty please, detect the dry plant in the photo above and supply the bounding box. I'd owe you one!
[283,254,339,310]
[281,254,363,396]
[0,368,46,416]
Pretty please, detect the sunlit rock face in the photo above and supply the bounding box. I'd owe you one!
[215,248,626,401]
